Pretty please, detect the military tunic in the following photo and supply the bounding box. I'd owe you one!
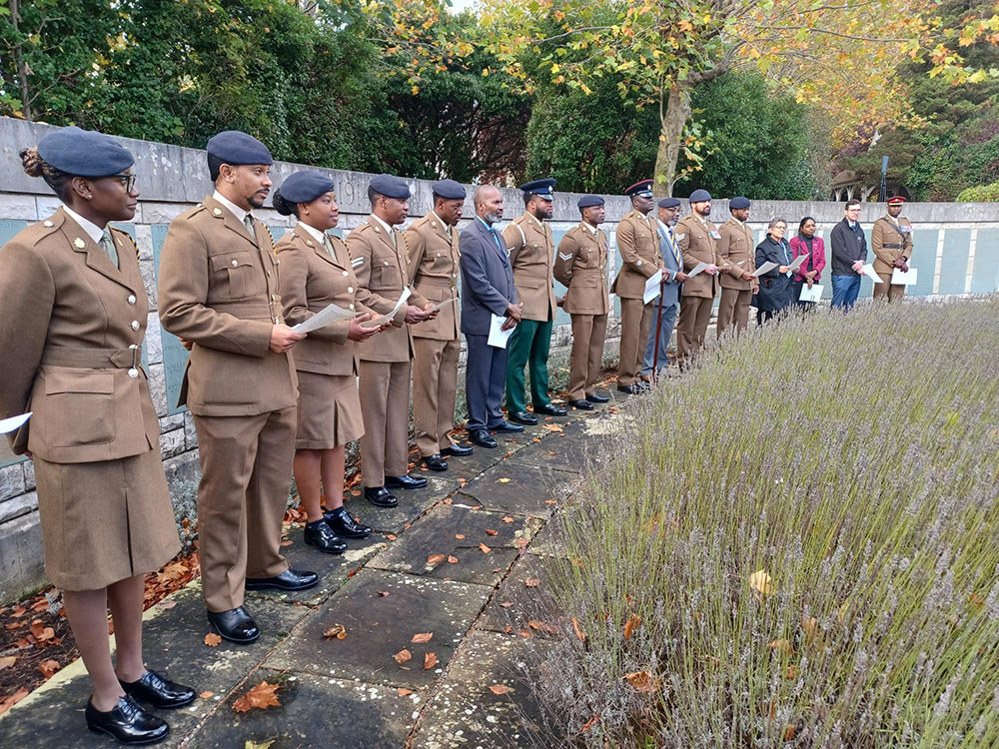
[871,214,914,303]
[675,214,721,362]
[716,217,756,337]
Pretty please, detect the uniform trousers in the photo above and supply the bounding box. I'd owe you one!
[505,318,553,412]
[465,333,508,431]
[676,295,714,363]
[358,359,412,487]
[617,297,655,386]
[716,287,752,338]
[642,301,677,375]
[413,336,460,456]
[568,313,608,401]
[193,406,296,613]
[873,273,906,302]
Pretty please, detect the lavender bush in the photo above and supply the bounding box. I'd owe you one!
[528,298,999,747]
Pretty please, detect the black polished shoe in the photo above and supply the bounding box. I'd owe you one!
[385,473,428,489]
[324,506,372,538]
[441,443,473,457]
[534,403,568,417]
[423,454,448,472]
[508,410,539,425]
[468,428,498,448]
[617,384,643,395]
[245,568,319,592]
[569,399,595,411]
[86,695,168,745]
[364,486,399,508]
[119,670,195,709]
[206,606,260,644]
[586,392,610,403]
[303,520,347,554]
[490,420,525,433]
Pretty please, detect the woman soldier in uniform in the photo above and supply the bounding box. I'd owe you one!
[0,128,194,744]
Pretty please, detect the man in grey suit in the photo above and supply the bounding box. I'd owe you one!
[643,197,688,378]
[459,185,523,449]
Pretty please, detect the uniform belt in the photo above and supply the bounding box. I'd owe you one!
[882,243,902,249]
[416,277,457,287]
[41,345,141,369]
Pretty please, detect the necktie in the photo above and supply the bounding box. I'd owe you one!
[667,229,681,265]
[323,235,336,259]
[488,226,502,251]
[100,228,119,268]
[243,214,255,238]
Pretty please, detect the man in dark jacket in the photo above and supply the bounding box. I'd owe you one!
[829,199,868,310]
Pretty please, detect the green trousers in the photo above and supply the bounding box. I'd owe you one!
[505,318,553,413]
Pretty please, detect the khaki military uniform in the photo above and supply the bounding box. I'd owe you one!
[871,214,914,303]
[158,195,298,613]
[716,217,756,337]
[0,209,179,591]
[554,222,610,401]
[347,217,428,487]
[611,209,663,386]
[406,212,461,457]
[675,214,721,362]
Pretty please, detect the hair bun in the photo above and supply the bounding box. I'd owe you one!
[272,190,296,216]
[20,147,44,177]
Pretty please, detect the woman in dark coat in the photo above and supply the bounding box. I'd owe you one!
[753,218,794,324]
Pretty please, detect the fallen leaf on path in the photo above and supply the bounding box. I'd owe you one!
[447,555,459,564]
[30,620,55,641]
[0,688,30,716]
[0,656,15,671]
[497,478,511,484]
[204,633,222,647]
[525,578,540,587]
[377,591,390,597]
[11,605,26,617]
[489,684,512,695]
[279,539,293,547]
[156,599,177,610]
[245,740,275,749]
[233,681,281,713]
[394,649,412,664]
[485,529,498,536]
[479,543,492,554]
[397,688,413,696]
[200,691,215,699]
[454,534,465,539]
[323,624,347,640]
[427,554,445,565]
[502,516,514,523]
[517,629,533,638]
[542,423,563,433]
[411,632,434,644]
[424,652,438,669]
[528,620,559,635]
[38,659,60,678]
[499,602,514,608]
[386,534,398,541]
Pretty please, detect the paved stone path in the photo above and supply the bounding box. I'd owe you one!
[0,395,629,748]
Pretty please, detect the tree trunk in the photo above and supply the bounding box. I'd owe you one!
[10,0,33,122]
[653,82,691,197]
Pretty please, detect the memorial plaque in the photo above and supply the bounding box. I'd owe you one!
[0,220,29,247]
[908,229,938,297]
[940,228,971,295]
[972,228,999,294]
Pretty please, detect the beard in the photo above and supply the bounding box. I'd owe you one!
[247,192,267,210]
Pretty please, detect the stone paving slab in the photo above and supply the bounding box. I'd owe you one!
[368,504,542,587]
[523,514,567,558]
[458,462,572,518]
[409,630,548,749]
[265,568,491,690]
[474,554,560,636]
[188,667,418,748]
[344,476,454,535]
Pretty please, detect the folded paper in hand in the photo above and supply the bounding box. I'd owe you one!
[292,303,354,334]
[488,313,515,349]
[891,267,917,285]
[798,284,823,303]
[0,412,31,435]
[787,253,808,273]
[861,263,883,282]
[643,270,663,304]
[686,261,709,278]
[361,288,412,328]
[752,261,778,277]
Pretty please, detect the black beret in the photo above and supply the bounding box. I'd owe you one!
[577,195,605,209]
[688,189,712,203]
[206,130,273,165]
[276,171,335,205]
[625,179,654,198]
[658,197,681,208]
[432,179,467,200]
[37,126,134,178]
[369,173,411,200]
[519,178,556,200]
[729,196,750,210]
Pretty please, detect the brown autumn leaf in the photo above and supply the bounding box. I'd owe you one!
[397,688,413,696]
[233,681,281,713]
[545,499,558,505]
[427,554,445,565]
[0,688,30,717]
[623,671,656,692]
[527,620,559,635]
[386,534,398,541]
[479,543,492,554]
[424,652,438,670]
[571,617,588,642]
[485,529,498,536]
[377,590,390,597]
[524,578,540,588]
[454,534,466,540]
[769,639,793,657]
[30,620,55,641]
[580,714,600,733]
[38,659,60,678]
[156,599,177,610]
[204,633,222,647]
[489,684,513,695]
[0,656,16,671]
[200,691,215,699]
[623,614,643,640]
[783,725,797,741]
[411,632,434,644]
[497,478,511,484]
[447,555,459,564]
[517,629,533,639]
[279,539,293,547]
[394,649,412,664]
[11,605,27,618]
[502,516,514,523]
[323,624,347,640]
[499,602,514,608]
[785,665,798,680]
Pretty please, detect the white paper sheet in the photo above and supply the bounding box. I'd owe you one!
[643,270,663,304]
[787,253,809,272]
[752,261,778,277]
[425,296,458,314]
[891,267,918,286]
[0,412,31,435]
[291,303,354,334]
[861,263,884,282]
[488,313,515,349]
[686,261,709,278]
[798,284,823,303]
[360,288,412,328]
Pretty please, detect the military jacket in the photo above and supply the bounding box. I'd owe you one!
[611,209,663,299]
[871,215,914,275]
[553,223,610,316]
[718,218,756,290]
[502,212,557,322]
[406,212,461,341]
[676,214,721,299]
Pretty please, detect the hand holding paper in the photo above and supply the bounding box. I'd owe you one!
[643,270,663,304]
[752,261,778,277]
[861,263,883,282]
[0,412,31,435]
[488,313,515,348]
[891,267,917,286]
[686,261,709,278]
[798,284,823,303]
[291,303,355,334]
[362,288,412,328]
[787,254,808,273]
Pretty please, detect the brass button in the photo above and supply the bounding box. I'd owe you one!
[127,368,139,379]
[127,294,136,305]
[231,259,238,267]
[130,320,139,330]
[43,220,53,227]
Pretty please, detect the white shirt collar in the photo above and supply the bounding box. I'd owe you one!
[61,205,105,244]
[369,213,395,235]
[580,221,598,234]
[298,221,327,246]
[695,214,707,225]
[431,210,451,233]
[213,190,249,223]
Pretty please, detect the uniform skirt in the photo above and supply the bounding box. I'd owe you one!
[33,448,181,592]
[295,372,365,450]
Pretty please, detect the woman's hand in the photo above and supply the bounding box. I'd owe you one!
[348,313,381,342]
[779,266,790,274]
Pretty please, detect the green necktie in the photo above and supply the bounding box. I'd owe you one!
[243,214,255,238]
[324,235,336,259]
[100,229,119,268]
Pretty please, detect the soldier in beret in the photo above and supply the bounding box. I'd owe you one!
[502,178,567,424]
[1,127,194,744]
[159,131,319,646]
[643,197,688,379]
[612,179,664,394]
[554,195,611,410]
[406,180,474,472]
[871,196,913,302]
[347,174,435,509]
[716,196,758,338]
[675,189,723,364]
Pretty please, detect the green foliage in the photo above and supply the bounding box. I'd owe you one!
[956,180,999,201]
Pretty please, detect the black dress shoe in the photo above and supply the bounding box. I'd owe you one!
[364,486,399,507]
[324,506,372,538]
[617,384,643,395]
[586,392,610,403]
[423,454,448,472]
[569,399,595,410]
[534,403,568,416]
[120,670,195,709]
[508,410,539,425]
[245,568,319,592]
[207,606,260,644]
[441,443,473,457]
[490,420,525,433]
[303,520,347,554]
[468,428,498,448]
[385,474,428,489]
[86,695,168,745]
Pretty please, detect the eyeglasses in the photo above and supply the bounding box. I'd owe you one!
[108,172,137,192]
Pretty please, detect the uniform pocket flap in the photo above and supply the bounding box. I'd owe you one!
[211,252,255,272]
[45,368,115,395]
